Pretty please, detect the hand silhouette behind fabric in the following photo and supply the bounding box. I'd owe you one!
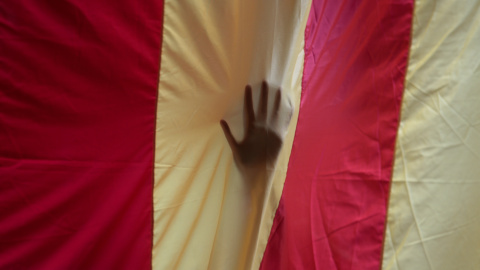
[219,82,292,266]
[220,81,292,178]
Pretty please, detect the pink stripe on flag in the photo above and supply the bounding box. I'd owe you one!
[261,0,413,269]
[0,1,163,268]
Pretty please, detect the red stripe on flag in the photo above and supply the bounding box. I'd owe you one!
[0,1,163,268]
[261,0,412,269]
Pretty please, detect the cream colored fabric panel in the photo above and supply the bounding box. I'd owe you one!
[154,1,311,269]
[383,1,480,269]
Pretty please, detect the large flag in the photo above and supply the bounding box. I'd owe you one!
[1,0,478,269]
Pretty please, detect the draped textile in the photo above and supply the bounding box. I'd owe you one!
[2,0,479,269]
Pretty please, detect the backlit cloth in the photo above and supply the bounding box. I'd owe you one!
[382,0,480,269]
[153,1,310,269]
[0,0,163,268]
[261,0,412,269]
[2,0,479,269]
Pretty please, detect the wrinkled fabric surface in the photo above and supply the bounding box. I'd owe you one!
[4,0,477,269]
[261,0,413,269]
[153,1,310,269]
[383,1,480,269]
[0,1,163,269]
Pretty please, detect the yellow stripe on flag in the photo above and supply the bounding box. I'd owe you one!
[153,1,311,269]
[383,1,480,269]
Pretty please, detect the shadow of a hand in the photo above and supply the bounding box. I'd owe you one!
[221,81,292,173]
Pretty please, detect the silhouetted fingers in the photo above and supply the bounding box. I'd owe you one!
[244,86,255,131]
[220,120,238,152]
[258,81,268,124]
[271,88,281,121]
